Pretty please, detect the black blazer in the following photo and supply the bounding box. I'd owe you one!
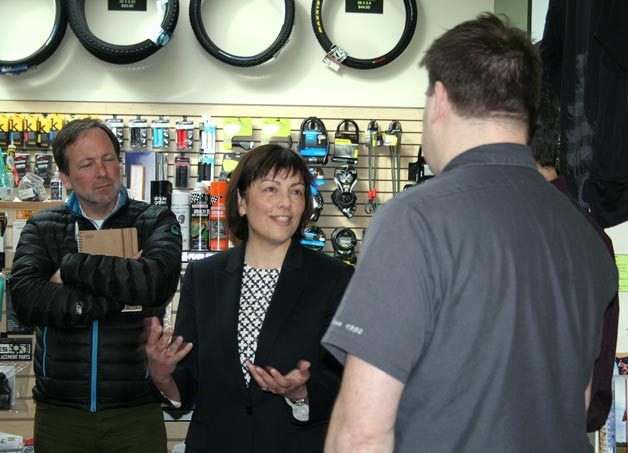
[173,239,353,453]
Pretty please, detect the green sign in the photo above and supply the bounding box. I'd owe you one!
[616,255,628,293]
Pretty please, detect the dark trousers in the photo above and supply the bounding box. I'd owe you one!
[34,401,167,453]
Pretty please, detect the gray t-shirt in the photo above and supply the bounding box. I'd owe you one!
[323,144,618,453]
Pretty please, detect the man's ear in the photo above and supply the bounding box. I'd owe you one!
[59,171,72,192]
[431,81,450,122]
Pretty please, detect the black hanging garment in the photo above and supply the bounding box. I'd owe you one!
[540,0,628,227]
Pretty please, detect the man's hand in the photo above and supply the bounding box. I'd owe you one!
[131,250,143,260]
[49,269,63,284]
[247,360,311,401]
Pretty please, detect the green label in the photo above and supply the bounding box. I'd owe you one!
[616,255,628,293]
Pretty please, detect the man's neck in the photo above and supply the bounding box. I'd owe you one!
[435,116,528,172]
[79,195,120,221]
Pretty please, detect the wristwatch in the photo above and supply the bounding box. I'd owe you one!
[288,397,307,406]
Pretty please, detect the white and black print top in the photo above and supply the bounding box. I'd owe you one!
[237,264,280,385]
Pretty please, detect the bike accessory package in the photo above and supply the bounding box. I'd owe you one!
[0,0,68,75]
[309,184,324,222]
[35,154,53,186]
[176,117,195,151]
[298,117,328,166]
[301,225,326,251]
[331,165,358,218]
[14,154,30,185]
[17,172,47,202]
[332,119,359,165]
[309,166,326,187]
[175,154,191,188]
[364,120,381,214]
[331,227,357,264]
[223,117,253,151]
[261,118,292,146]
[220,153,242,180]
[407,145,434,184]
[0,115,10,147]
[37,114,53,148]
[311,0,417,70]
[129,116,148,148]
[9,114,24,147]
[382,120,402,195]
[23,114,39,147]
[104,116,124,147]
[200,115,216,154]
[68,0,179,64]
[189,0,295,67]
[151,116,171,149]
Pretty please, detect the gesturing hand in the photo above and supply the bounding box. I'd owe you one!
[246,360,311,401]
[144,316,193,385]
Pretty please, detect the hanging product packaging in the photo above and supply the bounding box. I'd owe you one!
[129,116,148,148]
[151,116,170,149]
[176,117,195,151]
[104,116,124,146]
[209,180,228,251]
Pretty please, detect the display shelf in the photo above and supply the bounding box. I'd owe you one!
[0,201,64,210]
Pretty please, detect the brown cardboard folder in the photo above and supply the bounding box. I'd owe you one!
[77,228,138,258]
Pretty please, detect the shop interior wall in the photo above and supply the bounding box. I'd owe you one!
[0,0,494,107]
[8,1,600,450]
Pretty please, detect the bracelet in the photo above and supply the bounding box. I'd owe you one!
[288,397,307,406]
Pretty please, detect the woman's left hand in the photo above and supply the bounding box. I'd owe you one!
[246,359,311,401]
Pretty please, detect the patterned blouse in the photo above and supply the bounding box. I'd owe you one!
[237,264,280,384]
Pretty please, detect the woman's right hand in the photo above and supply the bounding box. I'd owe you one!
[144,316,193,385]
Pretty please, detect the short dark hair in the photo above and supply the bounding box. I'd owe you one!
[530,83,560,168]
[52,118,121,174]
[226,144,313,242]
[420,13,542,133]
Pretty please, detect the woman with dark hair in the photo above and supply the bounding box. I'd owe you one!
[145,144,353,453]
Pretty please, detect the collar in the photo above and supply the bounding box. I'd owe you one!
[442,143,536,174]
[225,238,303,274]
[66,188,128,225]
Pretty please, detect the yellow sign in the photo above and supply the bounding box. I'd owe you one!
[616,254,628,293]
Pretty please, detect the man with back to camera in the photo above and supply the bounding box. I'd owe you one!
[531,83,620,432]
[10,118,182,453]
[323,13,618,453]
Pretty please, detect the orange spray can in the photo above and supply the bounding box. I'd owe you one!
[209,180,229,250]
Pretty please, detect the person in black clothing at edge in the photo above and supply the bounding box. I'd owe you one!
[9,118,182,453]
[145,144,354,453]
[531,83,620,432]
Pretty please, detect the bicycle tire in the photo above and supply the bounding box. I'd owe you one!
[189,0,295,67]
[67,0,179,65]
[311,0,417,70]
[0,0,68,75]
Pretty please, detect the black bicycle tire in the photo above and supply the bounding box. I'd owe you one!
[189,0,295,67]
[67,0,179,65]
[0,0,68,75]
[311,0,417,70]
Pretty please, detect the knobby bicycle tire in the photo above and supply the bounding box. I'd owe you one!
[67,0,179,65]
[189,0,295,67]
[0,0,68,75]
[311,0,417,70]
